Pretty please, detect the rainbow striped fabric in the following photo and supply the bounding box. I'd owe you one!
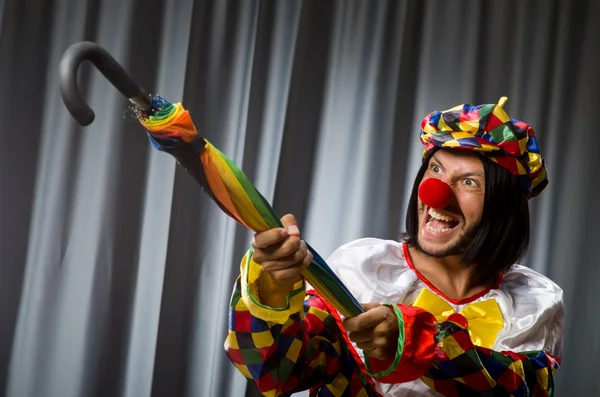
[139,97,363,318]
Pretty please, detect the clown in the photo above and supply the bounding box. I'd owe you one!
[225,97,563,396]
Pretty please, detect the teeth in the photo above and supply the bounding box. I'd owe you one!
[426,221,451,234]
[428,208,457,222]
[426,208,457,234]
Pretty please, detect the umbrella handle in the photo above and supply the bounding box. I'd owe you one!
[58,41,153,126]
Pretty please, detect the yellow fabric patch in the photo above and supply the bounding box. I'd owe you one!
[325,373,350,394]
[225,332,239,350]
[285,338,304,361]
[252,330,275,349]
[234,363,252,378]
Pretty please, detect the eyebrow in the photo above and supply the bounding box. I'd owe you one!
[430,154,485,179]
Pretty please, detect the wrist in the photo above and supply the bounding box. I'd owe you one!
[258,273,299,307]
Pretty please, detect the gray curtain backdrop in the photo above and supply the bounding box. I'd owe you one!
[1,0,598,396]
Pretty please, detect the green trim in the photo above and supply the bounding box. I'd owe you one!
[364,304,405,378]
[244,249,305,311]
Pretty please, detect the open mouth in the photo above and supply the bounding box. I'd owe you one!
[425,208,460,234]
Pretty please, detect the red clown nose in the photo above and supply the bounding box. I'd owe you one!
[418,178,452,209]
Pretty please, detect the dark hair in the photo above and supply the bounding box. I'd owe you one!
[404,148,530,285]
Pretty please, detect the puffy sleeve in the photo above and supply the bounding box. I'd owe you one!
[224,249,379,396]
[491,265,564,357]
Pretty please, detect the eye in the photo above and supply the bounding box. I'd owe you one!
[463,178,479,187]
[431,165,442,174]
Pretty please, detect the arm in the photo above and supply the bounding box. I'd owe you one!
[422,317,560,396]
[224,250,373,395]
[365,307,561,396]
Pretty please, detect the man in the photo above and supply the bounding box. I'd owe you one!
[225,97,563,396]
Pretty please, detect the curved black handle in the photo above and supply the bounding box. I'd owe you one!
[58,41,153,126]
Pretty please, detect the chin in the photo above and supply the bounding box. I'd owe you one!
[416,226,468,258]
[416,239,460,258]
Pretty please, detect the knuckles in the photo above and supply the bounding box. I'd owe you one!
[251,236,304,264]
[281,237,302,256]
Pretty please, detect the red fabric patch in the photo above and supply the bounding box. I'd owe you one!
[258,347,272,361]
[446,313,468,328]
[460,108,480,121]
[500,350,527,362]
[461,370,494,391]
[283,320,302,336]
[325,355,340,375]
[547,352,561,366]
[422,116,430,129]
[485,113,503,131]
[451,329,474,352]
[307,295,328,311]
[497,366,524,390]
[280,375,300,392]
[349,372,367,395]
[498,139,522,156]
[433,379,459,397]
[304,312,325,335]
[227,348,245,364]
[493,155,520,175]
[475,137,493,146]
[513,120,532,133]
[257,372,276,391]
[234,311,252,332]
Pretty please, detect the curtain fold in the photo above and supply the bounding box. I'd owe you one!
[1,1,597,396]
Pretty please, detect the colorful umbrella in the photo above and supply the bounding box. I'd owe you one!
[58,41,364,318]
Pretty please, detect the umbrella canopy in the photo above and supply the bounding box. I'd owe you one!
[58,42,363,318]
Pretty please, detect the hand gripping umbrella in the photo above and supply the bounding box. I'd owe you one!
[58,41,364,318]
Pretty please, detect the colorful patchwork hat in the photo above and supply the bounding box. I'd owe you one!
[420,97,548,198]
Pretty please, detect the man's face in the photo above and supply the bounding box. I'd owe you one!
[416,149,486,258]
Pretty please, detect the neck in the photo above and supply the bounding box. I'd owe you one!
[407,246,489,301]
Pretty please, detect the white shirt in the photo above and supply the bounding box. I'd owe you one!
[325,238,564,397]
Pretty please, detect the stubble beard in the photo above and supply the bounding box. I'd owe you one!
[416,210,481,259]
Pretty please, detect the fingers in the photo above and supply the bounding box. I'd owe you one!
[347,323,393,346]
[253,236,303,263]
[250,214,312,287]
[251,214,299,250]
[347,327,376,344]
[354,335,392,352]
[342,304,387,332]
[344,304,399,361]
[260,240,308,271]
[265,259,308,284]
[361,347,393,361]
[281,214,300,236]
[252,228,288,249]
